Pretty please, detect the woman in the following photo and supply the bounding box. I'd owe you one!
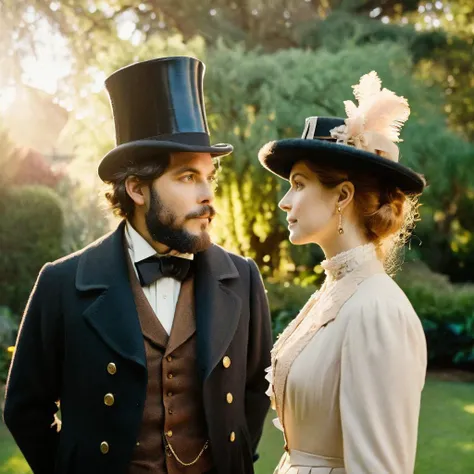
[258,72,427,474]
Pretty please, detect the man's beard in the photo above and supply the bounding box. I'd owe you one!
[145,187,216,254]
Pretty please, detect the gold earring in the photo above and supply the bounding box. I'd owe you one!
[337,205,344,235]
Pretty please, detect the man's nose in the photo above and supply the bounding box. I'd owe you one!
[199,181,214,204]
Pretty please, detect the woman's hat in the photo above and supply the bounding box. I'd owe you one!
[258,71,426,194]
[98,56,233,181]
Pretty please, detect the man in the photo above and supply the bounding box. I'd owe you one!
[4,56,272,474]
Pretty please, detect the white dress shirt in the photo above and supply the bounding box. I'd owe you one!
[125,222,194,335]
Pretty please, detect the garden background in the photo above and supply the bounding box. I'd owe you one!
[0,0,473,472]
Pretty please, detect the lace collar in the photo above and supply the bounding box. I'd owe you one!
[321,243,378,281]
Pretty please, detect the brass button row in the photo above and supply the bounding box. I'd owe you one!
[223,356,234,443]
[101,362,117,455]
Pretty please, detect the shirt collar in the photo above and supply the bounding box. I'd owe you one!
[125,221,194,263]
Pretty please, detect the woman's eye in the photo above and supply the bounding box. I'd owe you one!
[182,174,195,182]
[293,181,304,190]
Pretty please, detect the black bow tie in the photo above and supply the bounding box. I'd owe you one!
[135,256,192,286]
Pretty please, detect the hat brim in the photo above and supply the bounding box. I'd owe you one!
[99,139,233,181]
[258,139,426,195]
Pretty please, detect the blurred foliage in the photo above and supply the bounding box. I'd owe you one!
[0,306,17,384]
[0,124,19,196]
[265,279,318,341]
[56,175,112,254]
[395,262,474,369]
[0,0,425,78]
[0,186,64,316]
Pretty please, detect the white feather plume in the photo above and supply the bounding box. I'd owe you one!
[345,71,410,142]
[352,70,382,106]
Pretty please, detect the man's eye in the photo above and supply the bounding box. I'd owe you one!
[182,174,195,182]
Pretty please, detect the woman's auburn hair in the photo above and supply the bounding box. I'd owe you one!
[306,161,421,274]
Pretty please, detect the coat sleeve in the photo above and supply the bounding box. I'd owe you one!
[339,296,427,474]
[3,263,63,474]
[244,258,272,462]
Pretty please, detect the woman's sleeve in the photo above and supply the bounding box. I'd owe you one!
[340,295,427,474]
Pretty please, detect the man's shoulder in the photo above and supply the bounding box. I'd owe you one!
[205,244,264,285]
[209,244,251,269]
[48,229,115,274]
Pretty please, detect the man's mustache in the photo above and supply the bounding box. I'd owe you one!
[186,205,217,220]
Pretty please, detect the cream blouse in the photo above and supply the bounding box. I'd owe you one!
[267,244,427,474]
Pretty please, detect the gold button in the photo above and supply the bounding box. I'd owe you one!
[166,430,173,437]
[168,409,173,415]
[107,362,117,375]
[226,393,233,404]
[136,441,140,446]
[229,431,236,442]
[104,393,115,406]
[167,373,173,379]
[166,355,172,362]
[222,356,231,369]
[167,392,173,397]
[100,441,109,454]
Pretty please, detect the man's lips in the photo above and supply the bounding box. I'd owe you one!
[195,215,212,223]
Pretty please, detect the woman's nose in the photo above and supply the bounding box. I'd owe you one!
[279,192,292,212]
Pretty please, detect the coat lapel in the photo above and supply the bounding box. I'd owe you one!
[76,221,147,369]
[165,276,195,356]
[194,245,242,381]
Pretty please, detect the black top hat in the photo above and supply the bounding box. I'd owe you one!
[98,56,233,181]
[259,73,426,195]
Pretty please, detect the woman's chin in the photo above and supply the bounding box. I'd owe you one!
[288,232,307,245]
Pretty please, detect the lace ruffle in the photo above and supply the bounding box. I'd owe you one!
[321,243,377,281]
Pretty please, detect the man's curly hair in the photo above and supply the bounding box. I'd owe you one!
[103,156,170,219]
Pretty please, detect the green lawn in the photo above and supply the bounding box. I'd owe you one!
[1,378,473,474]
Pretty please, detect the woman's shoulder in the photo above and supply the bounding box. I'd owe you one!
[340,272,419,324]
[338,272,427,370]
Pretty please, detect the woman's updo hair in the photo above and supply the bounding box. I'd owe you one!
[307,161,421,274]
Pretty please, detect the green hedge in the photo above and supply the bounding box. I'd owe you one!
[0,186,64,318]
[396,262,474,369]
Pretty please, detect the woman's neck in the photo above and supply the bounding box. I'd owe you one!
[320,220,371,260]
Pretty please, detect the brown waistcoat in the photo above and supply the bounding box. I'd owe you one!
[126,257,213,474]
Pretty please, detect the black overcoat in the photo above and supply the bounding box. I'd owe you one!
[4,221,272,474]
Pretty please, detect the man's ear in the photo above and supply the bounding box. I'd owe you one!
[125,177,148,206]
